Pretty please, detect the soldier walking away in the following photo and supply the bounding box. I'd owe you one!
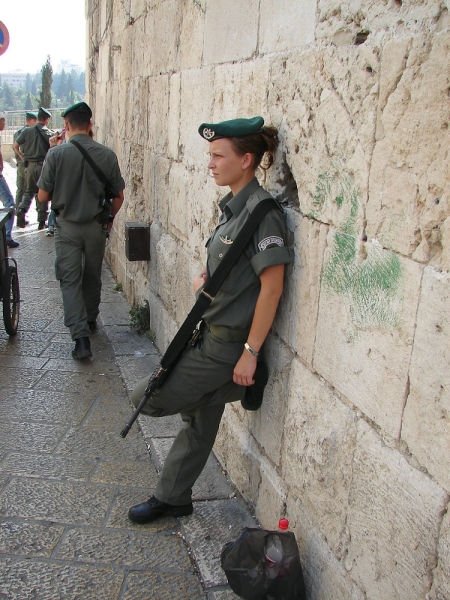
[127,116,291,524]
[14,107,53,229]
[0,112,20,248]
[37,102,125,360]
[13,111,38,211]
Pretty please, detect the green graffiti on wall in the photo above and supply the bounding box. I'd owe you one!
[314,166,402,327]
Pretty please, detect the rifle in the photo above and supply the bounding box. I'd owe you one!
[120,196,277,438]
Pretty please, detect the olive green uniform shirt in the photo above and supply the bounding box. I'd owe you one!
[15,123,53,162]
[13,126,26,163]
[203,178,291,331]
[37,134,125,223]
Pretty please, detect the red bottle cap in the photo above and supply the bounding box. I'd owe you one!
[278,518,289,530]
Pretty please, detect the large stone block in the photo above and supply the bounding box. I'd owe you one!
[314,241,422,438]
[316,0,445,41]
[286,497,365,600]
[211,58,272,122]
[245,336,294,466]
[204,0,259,64]
[428,508,450,600]
[143,0,183,74]
[215,405,262,506]
[277,212,327,365]
[268,46,378,226]
[179,0,205,70]
[168,73,181,160]
[402,268,450,491]
[146,74,170,155]
[345,422,447,600]
[283,359,358,549]
[366,33,450,265]
[179,67,215,166]
[259,0,316,53]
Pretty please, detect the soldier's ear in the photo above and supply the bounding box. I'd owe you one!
[241,152,254,171]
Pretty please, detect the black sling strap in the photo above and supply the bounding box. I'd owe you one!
[70,139,115,198]
[161,197,275,369]
[120,196,277,437]
[35,125,50,157]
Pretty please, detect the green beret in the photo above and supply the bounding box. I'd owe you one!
[38,107,52,119]
[198,116,264,141]
[62,101,92,118]
[26,111,37,120]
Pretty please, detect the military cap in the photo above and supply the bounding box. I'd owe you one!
[38,107,52,119]
[62,101,92,118]
[198,116,264,141]
[26,111,37,120]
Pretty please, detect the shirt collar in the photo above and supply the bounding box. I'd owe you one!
[219,178,260,217]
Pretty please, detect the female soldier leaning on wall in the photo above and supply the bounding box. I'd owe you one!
[128,116,292,524]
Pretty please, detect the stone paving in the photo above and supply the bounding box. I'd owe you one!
[0,163,252,599]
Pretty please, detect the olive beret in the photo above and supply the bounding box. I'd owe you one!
[198,116,264,141]
[26,111,37,120]
[38,107,52,119]
[62,101,92,118]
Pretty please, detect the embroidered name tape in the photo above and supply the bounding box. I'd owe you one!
[258,236,284,251]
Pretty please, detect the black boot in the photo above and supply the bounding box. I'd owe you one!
[72,337,92,360]
[16,210,26,228]
[128,496,193,524]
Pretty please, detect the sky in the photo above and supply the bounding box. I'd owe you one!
[0,0,86,74]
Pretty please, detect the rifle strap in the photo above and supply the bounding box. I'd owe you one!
[160,197,276,370]
[70,139,114,196]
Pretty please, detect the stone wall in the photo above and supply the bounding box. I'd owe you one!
[86,1,449,598]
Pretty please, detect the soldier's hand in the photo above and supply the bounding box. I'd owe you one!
[233,351,257,387]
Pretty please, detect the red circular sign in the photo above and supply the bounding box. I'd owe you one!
[0,22,10,56]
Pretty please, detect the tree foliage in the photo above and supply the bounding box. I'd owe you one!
[0,67,85,111]
[39,55,53,107]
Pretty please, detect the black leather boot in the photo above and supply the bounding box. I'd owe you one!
[128,496,193,524]
[72,337,92,360]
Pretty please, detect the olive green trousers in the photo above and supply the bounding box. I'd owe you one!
[54,219,106,340]
[131,330,245,505]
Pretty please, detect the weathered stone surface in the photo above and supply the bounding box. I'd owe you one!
[314,246,422,438]
[122,570,206,600]
[0,520,64,557]
[55,527,192,570]
[402,268,450,490]
[287,496,366,600]
[0,558,123,600]
[204,0,259,64]
[283,359,357,549]
[277,213,327,365]
[0,479,112,526]
[428,507,450,600]
[0,421,67,454]
[259,0,316,52]
[366,33,450,267]
[1,453,96,481]
[246,336,293,466]
[345,422,447,600]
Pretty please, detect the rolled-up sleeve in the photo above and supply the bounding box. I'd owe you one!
[249,208,292,275]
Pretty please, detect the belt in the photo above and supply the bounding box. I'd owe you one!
[205,322,247,343]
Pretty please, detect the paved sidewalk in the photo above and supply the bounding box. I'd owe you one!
[0,164,253,599]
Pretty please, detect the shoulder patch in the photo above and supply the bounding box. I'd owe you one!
[258,236,284,251]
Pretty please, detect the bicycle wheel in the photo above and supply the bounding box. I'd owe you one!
[3,265,20,335]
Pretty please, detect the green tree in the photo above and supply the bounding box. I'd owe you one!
[39,55,53,107]
[24,93,33,110]
[3,83,14,110]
